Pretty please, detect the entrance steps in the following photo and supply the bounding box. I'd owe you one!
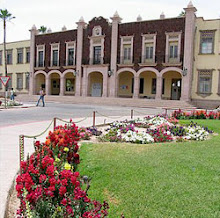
[17,94,197,110]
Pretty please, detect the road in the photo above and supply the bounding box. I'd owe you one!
[0,102,163,127]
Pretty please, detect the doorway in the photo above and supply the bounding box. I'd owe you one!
[171,79,181,100]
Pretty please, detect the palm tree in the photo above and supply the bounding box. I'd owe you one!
[0,9,15,108]
[0,9,15,84]
[38,26,47,33]
[178,11,186,17]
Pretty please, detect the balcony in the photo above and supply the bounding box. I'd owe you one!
[162,54,183,66]
[117,56,134,67]
[35,60,45,68]
[63,59,76,69]
[139,56,157,66]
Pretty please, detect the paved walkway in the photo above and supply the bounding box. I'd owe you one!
[0,110,144,218]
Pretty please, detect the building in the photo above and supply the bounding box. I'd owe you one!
[192,17,220,108]
[0,40,30,95]
[29,2,196,103]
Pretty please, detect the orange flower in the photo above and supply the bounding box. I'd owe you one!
[45,139,51,145]
[59,138,64,145]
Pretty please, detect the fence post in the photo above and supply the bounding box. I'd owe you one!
[19,135,24,174]
[131,109,134,119]
[53,117,57,131]
[164,108,167,116]
[93,111,96,127]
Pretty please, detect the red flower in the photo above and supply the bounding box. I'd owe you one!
[59,186,67,196]
[61,198,67,206]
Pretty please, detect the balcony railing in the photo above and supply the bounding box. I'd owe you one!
[140,56,156,65]
[118,56,133,65]
[35,61,45,68]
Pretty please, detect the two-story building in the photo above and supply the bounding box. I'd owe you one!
[192,17,220,108]
[29,2,196,103]
[0,40,30,96]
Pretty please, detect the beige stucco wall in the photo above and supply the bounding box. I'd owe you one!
[192,18,220,101]
[0,40,30,94]
[118,72,133,97]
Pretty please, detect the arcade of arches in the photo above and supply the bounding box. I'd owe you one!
[34,67,184,100]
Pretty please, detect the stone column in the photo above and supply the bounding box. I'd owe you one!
[29,25,38,95]
[60,75,65,96]
[133,75,139,98]
[102,70,108,97]
[181,2,197,101]
[109,12,122,97]
[82,68,88,97]
[75,17,86,96]
[46,76,50,95]
[156,76,162,100]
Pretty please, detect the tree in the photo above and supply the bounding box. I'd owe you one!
[38,26,47,33]
[0,9,15,107]
[178,11,186,17]
[0,9,15,79]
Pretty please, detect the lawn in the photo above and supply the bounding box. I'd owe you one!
[78,120,220,217]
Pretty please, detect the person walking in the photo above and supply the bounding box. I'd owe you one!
[10,88,15,101]
[36,87,45,107]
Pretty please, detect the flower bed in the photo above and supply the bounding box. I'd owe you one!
[16,122,108,217]
[172,109,220,120]
[98,116,213,144]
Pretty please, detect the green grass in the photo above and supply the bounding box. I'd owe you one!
[78,120,220,217]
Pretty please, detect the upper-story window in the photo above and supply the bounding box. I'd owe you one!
[51,43,59,67]
[17,48,23,64]
[66,42,75,66]
[165,32,181,64]
[200,30,216,54]
[120,36,133,64]
[26,47,30,63]
[0,50,2,65]
[6,49,13,64]
[36,45,45,67]
[89,26,104,65]
[141,34,156,64]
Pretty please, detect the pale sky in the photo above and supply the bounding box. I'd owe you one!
[0,0,220,43]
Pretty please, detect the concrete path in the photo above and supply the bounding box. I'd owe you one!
[0,112,144,218]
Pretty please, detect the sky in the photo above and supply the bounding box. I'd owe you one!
[0,0,220,43]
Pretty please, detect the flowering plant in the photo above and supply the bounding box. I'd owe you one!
[78,127,92,140]
[16,122,109,217]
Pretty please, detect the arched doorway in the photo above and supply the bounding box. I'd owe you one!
[162,71,182,100]
[50,73,60,95]
[35,73,45,95]
[117,71,134,98]
[139,71,157,99]
[64,72,75,96]
[88,72,103,97]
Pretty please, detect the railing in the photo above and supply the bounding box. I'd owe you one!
[118,56,133,65]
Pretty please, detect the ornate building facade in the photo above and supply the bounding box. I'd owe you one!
[29,2,198,103]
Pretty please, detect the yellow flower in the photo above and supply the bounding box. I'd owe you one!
[57,206,62,212]
[64,162,71,170]
[55,157,60,162]
[64,147,69,152]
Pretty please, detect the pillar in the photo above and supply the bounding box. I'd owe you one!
[181,2,197,101]
[46,76,50,95]
[109,12,122,97]
[82,68,88,97]
[133,75,139,99]
[155,76,162,100]
[29,25,38,95]
[60,75,65,96]
[102,71,108,97]
[75,17,86,96]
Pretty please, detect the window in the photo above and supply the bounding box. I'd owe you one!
[37,45,45,67]
[51,43,59,66]
[165,32,181,63]
[169,44,178,58]
[17,73,23,89]
[25,74,29,89]
[66,42,75,66]
[66,79,74,91]
[139,78,144,94]
[151,78,157,94]
[26,47,30,63]
[123,45,131,61]
[145,44,153,59]
[120,36,133,64]
[197,70,213,95]
[93,46,101,64]
[200,31,215,54]
[6,50,13,64]
[17,48,23,64]
[8,73,12,89]
[0,51,2,65]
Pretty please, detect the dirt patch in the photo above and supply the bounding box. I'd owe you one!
[103,188,120,205]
